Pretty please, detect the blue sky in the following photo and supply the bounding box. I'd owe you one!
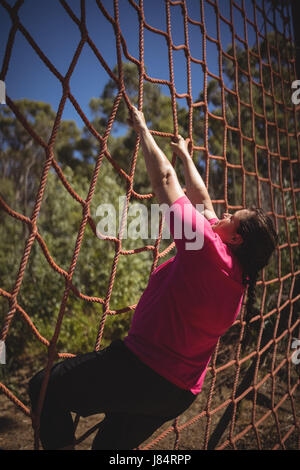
[0,0,289,132]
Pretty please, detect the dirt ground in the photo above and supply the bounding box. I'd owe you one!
[0,353,299,451]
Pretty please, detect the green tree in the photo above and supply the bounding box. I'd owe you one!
[0,97,153,367]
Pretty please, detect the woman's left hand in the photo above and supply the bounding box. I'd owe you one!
[128,106,148,133]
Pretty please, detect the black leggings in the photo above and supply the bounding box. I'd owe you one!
[28,339,197,450]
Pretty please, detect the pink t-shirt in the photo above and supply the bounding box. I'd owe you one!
[124,195,245,394]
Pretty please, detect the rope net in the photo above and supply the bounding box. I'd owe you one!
[0,0,299,450]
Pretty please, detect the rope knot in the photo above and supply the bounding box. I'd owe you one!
[9,6,20,25]
[62,80,70,95]
[82,202,90,218]
[31,224,38,236]
[80,24,88,41]
[47,340,58,361]
[118,82,126,94]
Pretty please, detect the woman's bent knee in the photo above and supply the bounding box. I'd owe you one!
[28,366,60,409]
[28,369,46,409]
[28,361,69,413]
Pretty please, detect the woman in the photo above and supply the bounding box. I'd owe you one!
[28,107,278,450]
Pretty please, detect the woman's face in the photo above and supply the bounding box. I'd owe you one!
[212,209,251,245]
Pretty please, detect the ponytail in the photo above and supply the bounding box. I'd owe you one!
[232,207,278,345]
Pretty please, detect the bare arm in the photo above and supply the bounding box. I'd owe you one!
[170,136,217,220]
[128,107,184,206]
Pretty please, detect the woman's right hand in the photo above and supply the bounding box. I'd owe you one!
[170,135,191,160]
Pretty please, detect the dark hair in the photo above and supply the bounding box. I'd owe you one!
[232,207,279,327]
